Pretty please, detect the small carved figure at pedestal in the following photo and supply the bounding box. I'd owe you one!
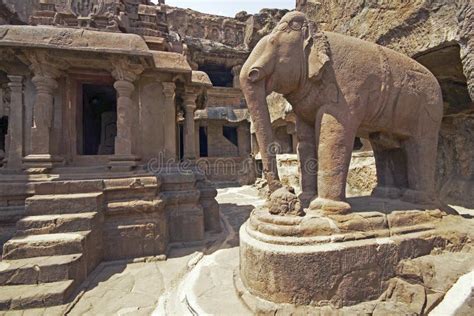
[240,11,444,215]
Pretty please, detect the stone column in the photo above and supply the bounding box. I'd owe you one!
[232,65,242,89]
[114,80,134,155]
[251,133,259,156]
[23,74,62,168]
[237,124,250,157]
[183,89,198,160]
[162,82,176,160]
[6,75,23,169]
[291,133,298,154]
[109,58,143,169]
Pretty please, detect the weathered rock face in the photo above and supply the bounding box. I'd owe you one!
[0,1,23,25]
[457,1,474,100]
[437,113,474,208]
[2,0,35,24]
[240,8,290,49]
[297,0,458,54]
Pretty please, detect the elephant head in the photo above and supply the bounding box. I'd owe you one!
[240,11,330,192]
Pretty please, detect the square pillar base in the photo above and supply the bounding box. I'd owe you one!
[22,154,64,172]
[109,155,141,171]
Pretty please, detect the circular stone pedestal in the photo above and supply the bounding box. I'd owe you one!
[238,199,456,309]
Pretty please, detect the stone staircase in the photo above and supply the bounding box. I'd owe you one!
[0,182,104,310]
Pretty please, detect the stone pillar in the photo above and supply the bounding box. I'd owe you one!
[291,133,298,154]
[183,89,198,160]
[114,80,134,155]
[232,65,242,89]
[251,133,259,156]
[6,75,23,169]
[23,75,63,168]
[162,82,176,160]
[237,124,250,157]
[109,58,143,169]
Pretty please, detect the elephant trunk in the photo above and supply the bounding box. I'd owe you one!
[240,77,281,192]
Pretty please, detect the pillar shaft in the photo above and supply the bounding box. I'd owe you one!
[6,75,23,168]
[162,82,176,160]
[183,93,197,160]
[114,80,135,155]
[30,75,57,156]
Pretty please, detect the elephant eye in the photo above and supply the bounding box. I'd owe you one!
[289,20,304,31]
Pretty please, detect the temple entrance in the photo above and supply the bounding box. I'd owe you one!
[81,84,117,155]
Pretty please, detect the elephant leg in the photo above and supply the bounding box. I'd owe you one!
[401,134,439,205]
[296,117,316,209]
[309,110,354,214]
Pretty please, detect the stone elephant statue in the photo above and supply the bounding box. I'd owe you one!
[240,11,443,214]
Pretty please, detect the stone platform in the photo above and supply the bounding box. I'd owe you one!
[238,197,474,312]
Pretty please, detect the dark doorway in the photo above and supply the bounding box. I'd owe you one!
[179,124,184,160]
[198,64,233,87]
[199,126,208,157]
[223,125,238,147]
[0,116,7,154]
[82,84,117,155]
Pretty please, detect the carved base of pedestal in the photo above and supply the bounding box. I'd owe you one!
[238,198,473,310]
[22,154,64,171]
[108,155,141,171]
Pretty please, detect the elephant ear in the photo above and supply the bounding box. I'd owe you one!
[307,31,331,82]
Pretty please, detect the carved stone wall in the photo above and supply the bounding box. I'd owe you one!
[165,6,246,49]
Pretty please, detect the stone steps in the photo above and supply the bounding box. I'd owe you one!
[0,280,75,310]
[0,182,105,311]
[0,254,84,285]
[25,193,104,215]
[16,212,99,236]
[2,231,92,260]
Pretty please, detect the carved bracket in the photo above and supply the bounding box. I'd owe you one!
[22,50,68,79]
[110,57,144,82]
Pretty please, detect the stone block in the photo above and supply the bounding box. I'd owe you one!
[25,193,104,215]
[3,231,92,260]
[0,254,85,286]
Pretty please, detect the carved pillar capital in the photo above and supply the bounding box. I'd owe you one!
[24,50,66,79]
[183,88,199,109]
[161,82,176,98]
[7,75,23,89]
[113,80,135,97]
[110,57,144,82]
[32,75,58,93]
